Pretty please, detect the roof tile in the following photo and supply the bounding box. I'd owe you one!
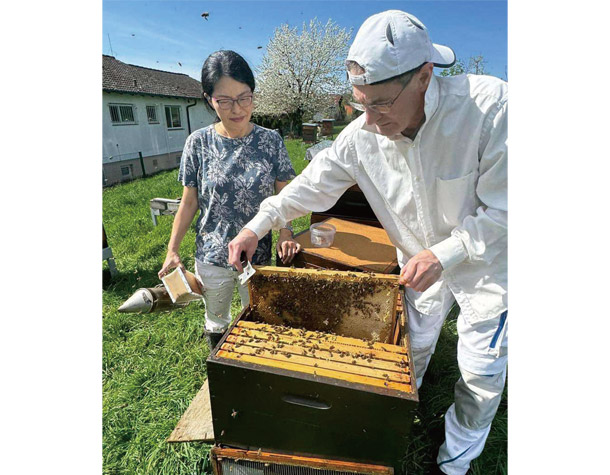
[102,55,202,99]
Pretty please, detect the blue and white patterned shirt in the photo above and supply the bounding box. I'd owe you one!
[178,124,296,268]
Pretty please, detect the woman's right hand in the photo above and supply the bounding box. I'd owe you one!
[158,251,185,279]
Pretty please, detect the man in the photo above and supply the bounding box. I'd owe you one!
[229,10,507,475]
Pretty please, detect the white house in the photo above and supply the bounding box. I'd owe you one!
[102,55,215,186]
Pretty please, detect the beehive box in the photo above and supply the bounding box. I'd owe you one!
[310,186,381,229]
[210,446,394,475]
[207,267,417,472]
[302,123,318,143]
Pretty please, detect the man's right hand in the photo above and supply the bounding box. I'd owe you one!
[228,229,259,273]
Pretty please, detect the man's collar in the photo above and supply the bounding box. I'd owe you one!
[423,73,440,125]
[360,74,440,142]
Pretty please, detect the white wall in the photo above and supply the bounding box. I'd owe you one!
[102,93,215,163]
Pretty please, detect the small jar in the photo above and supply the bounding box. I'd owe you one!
[309,222,336,248]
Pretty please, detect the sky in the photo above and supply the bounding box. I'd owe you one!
[102,0,507,82]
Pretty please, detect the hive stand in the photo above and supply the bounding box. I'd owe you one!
[150,197,181,226]
[102,225,117,277]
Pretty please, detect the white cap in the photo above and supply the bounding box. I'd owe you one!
[346,10,455,85]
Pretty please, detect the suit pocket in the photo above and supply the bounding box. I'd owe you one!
[435,171,477,231]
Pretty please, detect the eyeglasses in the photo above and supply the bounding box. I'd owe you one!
[210,94,253,110]
[349,81,409,114]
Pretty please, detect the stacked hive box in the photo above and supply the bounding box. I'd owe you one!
[210,446,395,475]
[302,123,318,143]
[207,267,417,474]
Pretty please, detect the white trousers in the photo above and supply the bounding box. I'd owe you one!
[195,262,251,333]
[407,299,508,475]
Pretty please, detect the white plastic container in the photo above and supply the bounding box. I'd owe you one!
[309,222,336,248]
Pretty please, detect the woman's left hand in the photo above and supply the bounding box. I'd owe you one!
[277,231,302,265]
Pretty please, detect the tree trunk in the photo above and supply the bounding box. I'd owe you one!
[289,107,304,138]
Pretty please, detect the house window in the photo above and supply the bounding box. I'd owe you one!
[147,105,159,123]
[165,105,182,129]
[153,159,158,167]
[109,104,136,124]
[121,165,132,177]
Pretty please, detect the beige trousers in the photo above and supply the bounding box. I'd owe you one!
[195,262,250,333]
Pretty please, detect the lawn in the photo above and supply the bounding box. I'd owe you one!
[102,132,507,474]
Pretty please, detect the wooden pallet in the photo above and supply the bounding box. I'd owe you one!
[167,379,214,443]
[217,321,413,393]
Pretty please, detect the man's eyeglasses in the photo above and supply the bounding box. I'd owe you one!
[211,94,253,110]
[349,80,409,114]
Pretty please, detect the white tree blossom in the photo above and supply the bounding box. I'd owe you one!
[254,19,352,131]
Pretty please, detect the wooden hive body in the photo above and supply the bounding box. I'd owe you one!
[211,446,395,475]
[207,267,417,473]
[310,190,382,229]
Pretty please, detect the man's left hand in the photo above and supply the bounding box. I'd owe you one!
[399,250,443,292]
[277,229,302,265]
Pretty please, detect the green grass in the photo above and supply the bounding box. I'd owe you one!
[332,122,349,136]
[103,136,506,474]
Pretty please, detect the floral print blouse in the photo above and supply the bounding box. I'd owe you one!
[178,124,296,268]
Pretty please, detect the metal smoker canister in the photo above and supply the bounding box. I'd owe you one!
[118,286,187,314]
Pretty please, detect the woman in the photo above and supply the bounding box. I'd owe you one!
[158,50,301,349]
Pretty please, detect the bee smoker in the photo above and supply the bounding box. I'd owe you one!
[118,285,189,314]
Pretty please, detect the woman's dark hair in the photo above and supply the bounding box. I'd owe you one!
[200,50,255,113]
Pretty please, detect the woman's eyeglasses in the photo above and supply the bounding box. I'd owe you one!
[212,95,253,110]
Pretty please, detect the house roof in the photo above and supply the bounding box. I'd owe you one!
[102,55,202,99]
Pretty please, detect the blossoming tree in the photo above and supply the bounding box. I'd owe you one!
[255,19,352,135]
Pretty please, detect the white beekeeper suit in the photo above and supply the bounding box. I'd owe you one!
[243,10,507,475]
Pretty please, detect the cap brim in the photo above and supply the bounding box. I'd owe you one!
[431,43,456,68]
